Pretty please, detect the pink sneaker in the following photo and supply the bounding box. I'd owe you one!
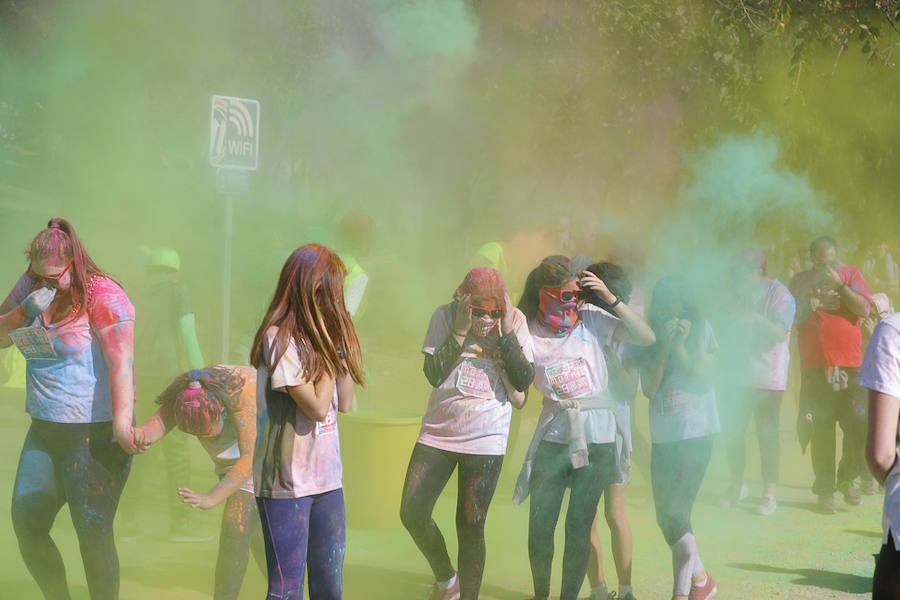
[428,574,460,600]
[689,571,717,600]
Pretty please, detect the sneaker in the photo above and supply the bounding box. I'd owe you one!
[719,482,749,508]
[590,584,608,600]
[608,593,637,600]
[688,571,717,600]
[428,574,460,600]
[817,493,837,515]
[756,495,776,516]
[838,481,863,506]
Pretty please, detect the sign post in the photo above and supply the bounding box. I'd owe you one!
[210,95,260,363]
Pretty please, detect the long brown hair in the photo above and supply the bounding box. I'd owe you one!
[250,244,364,386]
[26,217,117,318]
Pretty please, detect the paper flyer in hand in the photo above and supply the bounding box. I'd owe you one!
[8,326,57,360]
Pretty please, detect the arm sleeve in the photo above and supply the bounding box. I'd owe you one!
[268,334,307,391]
[858,319,900,397]
[423,336,463,388]
[421,305,463,387]
[497,310,535,392]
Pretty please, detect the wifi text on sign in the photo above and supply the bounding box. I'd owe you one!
[209,95,260,170]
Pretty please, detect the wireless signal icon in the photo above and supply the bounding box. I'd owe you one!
[209,95,260,170]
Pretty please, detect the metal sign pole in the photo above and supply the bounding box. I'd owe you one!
[221,194,234,363]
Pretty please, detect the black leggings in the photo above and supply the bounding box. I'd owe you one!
[874,532,900,599]
[400,442,503,600]
[651,436,713,545]
[528,441,616,600]
[12,419,131,600]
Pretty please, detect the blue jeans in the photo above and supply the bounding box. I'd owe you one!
[256,488,346,600]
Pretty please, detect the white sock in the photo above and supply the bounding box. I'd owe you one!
[619,584,633,597]
[692,552,706,582]
[591,583,608,600]
[671,533,698,596]
[437,573,457,590]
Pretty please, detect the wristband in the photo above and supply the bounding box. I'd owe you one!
[608,296,622,309]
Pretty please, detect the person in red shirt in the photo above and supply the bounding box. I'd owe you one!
[789,235,872,514]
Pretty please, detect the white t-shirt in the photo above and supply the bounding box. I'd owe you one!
[645,320,721,444]
[748,279,796,391]
[418,304,535,455]
[857,313,900,547]
[254,327,342,498]
[531,305,619,445]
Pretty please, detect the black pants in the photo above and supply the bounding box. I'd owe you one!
[12,419,131,600]
[400,443,503,600]
[874,532,900,599]
[651,436,713,545]
[528,441,616,600]
[800,369,864,495]
[724,389,783,486]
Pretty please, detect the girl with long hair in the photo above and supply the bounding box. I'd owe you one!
[132,365,265,600]
[639,276,720,600]
[0,218,138,600]
[400,267,535,600]
[250,243,364,600]
[513,256,655,600]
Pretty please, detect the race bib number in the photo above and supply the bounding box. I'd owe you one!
[545,357,593,400]
[316,407,338,436]
[456,358,499,399]
[8,326,57,360]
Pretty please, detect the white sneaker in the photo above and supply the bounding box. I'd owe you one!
[756,495,776,516]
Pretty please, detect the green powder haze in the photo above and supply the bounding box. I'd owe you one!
[1,1,899,598]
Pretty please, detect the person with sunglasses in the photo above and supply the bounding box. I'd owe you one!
[400,267,535,600]
[0,218,139,600]
[513,256,654,600]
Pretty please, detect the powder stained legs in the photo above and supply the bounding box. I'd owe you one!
[528,441,616,600]
[400,442,504,600]
[257,489,346,600]
[12,420,131,600]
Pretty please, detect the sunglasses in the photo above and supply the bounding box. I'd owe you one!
[27,260,73,289]
[471,305,502,319]
[543,287,587,303]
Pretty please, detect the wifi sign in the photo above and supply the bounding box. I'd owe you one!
[209,95,260,170]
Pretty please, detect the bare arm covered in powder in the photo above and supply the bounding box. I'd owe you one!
[180,392,257,510]
[97,320,140,454]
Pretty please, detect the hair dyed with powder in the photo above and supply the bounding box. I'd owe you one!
[250,244,364,386]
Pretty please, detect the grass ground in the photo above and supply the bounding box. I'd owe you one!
[0,378,880,600]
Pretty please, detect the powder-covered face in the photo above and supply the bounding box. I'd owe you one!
[470,297,500,338]
[31,257,73,292]
[538,278,581,333]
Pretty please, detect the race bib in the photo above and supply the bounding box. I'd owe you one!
[545,357,593,400]
[456,358,499,399]
[8,326,57,360]
[316,407,338,436]
[657,389,698,415]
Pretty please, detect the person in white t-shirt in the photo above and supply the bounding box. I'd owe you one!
[720,248,796,516]
[638,276,720,600]
[513,256,655,600]
[400,267,535,600]
[858,311,900,598]
[249,244,364,600]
